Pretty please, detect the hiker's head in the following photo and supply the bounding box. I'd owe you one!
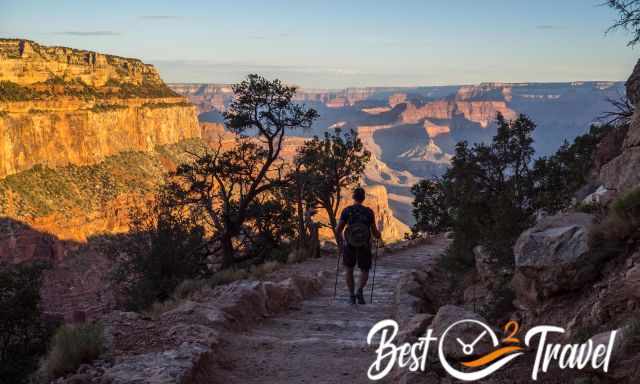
[352,187,366,203]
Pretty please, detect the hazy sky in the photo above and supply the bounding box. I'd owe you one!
[1,0,638,88]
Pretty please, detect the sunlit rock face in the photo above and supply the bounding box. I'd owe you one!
[0,39,163,87]
[0,39,201,262]
[0,39,201,179]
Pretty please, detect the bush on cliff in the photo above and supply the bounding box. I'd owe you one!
[412,116,619,272]
[0,80,40,101]
[41,322,104,379]
[590,187,640,257]
[111,200,211,311]
[412,113,537,269]
[0,262,56,384]
[533,124,616,213]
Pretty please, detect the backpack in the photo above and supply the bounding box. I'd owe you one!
[344,206,371,248]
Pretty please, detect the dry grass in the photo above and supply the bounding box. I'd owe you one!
[249,261,281,279]
[143,261,285,318]
[41,322,104,379]
[588,187,640,258]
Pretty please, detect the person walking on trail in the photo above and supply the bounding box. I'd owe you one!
[336,187,382,305]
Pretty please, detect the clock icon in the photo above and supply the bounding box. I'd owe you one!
[437,319,524,382]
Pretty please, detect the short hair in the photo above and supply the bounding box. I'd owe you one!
[353,187,366,202]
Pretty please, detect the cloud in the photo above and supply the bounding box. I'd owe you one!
[138,15,182,20]
[536,25,565,30]
[54,31,120,36]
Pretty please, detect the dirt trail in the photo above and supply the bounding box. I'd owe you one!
[209,239,447,384]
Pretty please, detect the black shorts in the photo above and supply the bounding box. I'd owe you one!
[342,245,372,271]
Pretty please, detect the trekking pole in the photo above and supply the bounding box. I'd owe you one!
[333,243,342,301]
[370,239,379,304]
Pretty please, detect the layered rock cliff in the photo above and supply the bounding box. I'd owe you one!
[0,39,200,179]
[0,39,163,87]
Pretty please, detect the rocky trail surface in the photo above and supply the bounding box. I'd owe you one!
[207,238,448,384]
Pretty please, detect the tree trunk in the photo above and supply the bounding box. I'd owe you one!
[328,210,340,247]
[296,183,307,251]
[221,232,235,269]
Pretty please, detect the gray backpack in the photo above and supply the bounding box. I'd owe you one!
[344,206,371,247]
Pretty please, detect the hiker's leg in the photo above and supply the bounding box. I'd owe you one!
[358,270,369,290]
[345,267,355,294]
[357,247,372,290]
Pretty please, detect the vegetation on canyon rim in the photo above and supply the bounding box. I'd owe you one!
[0,77,177,102]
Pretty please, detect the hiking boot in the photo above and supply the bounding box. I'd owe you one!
[356,289,366,305]
[349,294,357,305]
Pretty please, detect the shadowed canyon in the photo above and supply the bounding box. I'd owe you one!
[171,81,624,225]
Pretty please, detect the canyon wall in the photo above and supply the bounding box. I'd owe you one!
[0,39,201,178]
[0,39,162,87]
[0,98,200,178]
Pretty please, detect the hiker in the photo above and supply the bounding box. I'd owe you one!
[336,187,382,305]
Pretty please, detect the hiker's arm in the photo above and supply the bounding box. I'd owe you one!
[370,212,382,239]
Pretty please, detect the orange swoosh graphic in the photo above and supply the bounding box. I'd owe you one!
[461,346,524,368]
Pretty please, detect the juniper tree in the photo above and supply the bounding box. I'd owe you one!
[296,128,371,244]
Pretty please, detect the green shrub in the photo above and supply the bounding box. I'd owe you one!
[412,114,537,270]
[612,187,640,225]
[588,187,640,261]
[90,103,127,112]
[575,201,606,215]
[0,81,40,101]
[141,101,192,109]
[0,262,56,384]
[0,139,209,218]
[591,187,640,243]
[42,323,104,379]
[111,203,211,311]
[533,124,615,214]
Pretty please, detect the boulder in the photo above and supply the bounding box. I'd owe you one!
[395,273,424,326]
[512,213,596,305]
[582,185,616,206]
[430,305,492,360]
[585,328,626,374]
[213,281,269,329]
[598,147,640,193]
[161,301,228,328]
[262,280,304,313]
[101,342,209,384]
[623,254,640,300]
[398,313,435,343]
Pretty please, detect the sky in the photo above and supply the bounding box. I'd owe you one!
[1,0,638,88]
